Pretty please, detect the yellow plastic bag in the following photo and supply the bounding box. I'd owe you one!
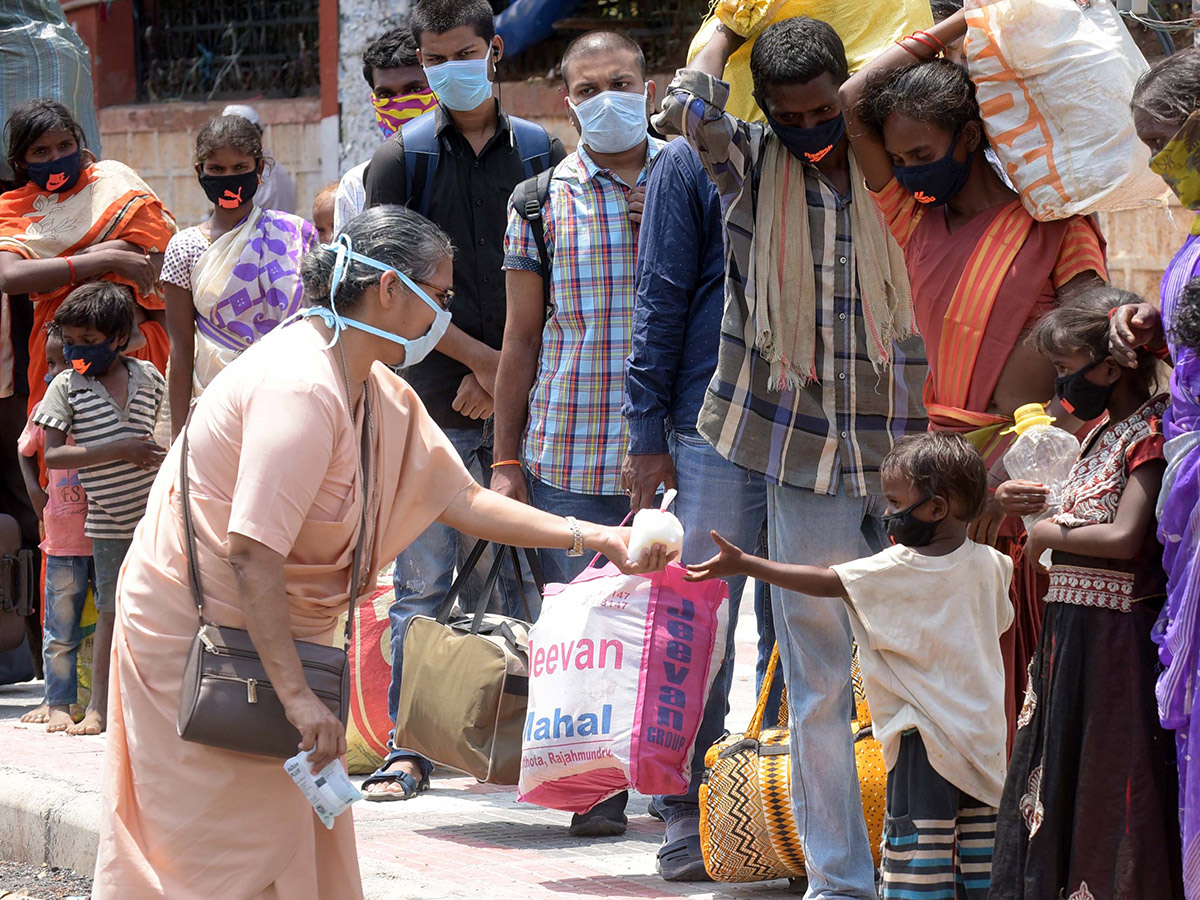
[687,0,933,123]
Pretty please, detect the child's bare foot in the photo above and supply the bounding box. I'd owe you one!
[66,708,104,735]
[19,703,49,724]
[46,706,74,733]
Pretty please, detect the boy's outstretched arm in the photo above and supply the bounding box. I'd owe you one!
[685,531,848,599]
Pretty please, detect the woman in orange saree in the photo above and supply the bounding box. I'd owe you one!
[0,100,176,412]
[842,12,1107,745]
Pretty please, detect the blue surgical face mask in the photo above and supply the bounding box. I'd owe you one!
[569,90,649,155]
[423,58,494,112]
[289,233,452,370]
[892,133,974,208]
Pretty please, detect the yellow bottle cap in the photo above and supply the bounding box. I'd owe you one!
[1002,402,1056,436]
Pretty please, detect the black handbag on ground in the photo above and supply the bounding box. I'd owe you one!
[176,400,370,759]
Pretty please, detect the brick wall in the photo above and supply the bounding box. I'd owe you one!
[1098,200,1192,303]
[98,98,327,227]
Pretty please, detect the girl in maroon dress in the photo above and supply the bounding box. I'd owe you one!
[991,285,1182,899]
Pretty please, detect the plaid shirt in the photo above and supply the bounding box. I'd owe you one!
[656,70,928,497]
[504,139,666,495]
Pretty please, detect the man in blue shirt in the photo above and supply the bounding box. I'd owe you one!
[622,137,779,882]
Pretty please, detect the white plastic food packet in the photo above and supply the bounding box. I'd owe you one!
[284,749,363,829]
[627,489,685,561]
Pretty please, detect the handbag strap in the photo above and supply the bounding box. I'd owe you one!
[179,396,373,647]
[435,539,544,627]
[746,644,781,741]
[748,643,871,740]
[179,421,205,622]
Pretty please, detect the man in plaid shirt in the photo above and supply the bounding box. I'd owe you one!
[654,16,928,898]
[493,30,663,839]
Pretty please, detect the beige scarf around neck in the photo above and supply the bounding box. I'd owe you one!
[749,137,914,390]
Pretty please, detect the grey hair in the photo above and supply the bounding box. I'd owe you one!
[1133,47,1200,124]
[301,204,453,311]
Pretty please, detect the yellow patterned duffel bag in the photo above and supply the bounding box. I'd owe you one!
[698,645,887,882]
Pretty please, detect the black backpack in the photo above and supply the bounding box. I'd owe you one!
[512,168,556,312]
[400,111,554,219]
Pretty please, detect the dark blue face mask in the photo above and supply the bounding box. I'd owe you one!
[767,113,846,165]
[892,133,974,208]
[63,341,119,377]
[26,149,83,194]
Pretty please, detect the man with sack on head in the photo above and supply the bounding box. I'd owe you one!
[654,12,928,897]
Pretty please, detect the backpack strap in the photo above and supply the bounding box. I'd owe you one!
[509,115,554,180]
[400,112,441,219]
[512,168,556,314]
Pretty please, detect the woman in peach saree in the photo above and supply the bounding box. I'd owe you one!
[91,207,667,899]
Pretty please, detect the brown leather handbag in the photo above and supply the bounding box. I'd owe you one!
[176,402,371,759]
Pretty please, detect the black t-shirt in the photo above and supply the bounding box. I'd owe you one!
[363,104,566,431]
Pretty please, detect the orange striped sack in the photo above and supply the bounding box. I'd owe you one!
[965,0,1164,220]
[699,646,887,882]
[339,582,396,774]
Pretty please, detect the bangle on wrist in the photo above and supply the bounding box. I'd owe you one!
[490,459,522,469]
[894,38,921,58]
[65,257,76,284]
[1152,342,1171,361]
[906,33,941,55]
[918,30,946,52]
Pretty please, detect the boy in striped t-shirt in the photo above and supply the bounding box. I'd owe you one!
[34,283,167,735]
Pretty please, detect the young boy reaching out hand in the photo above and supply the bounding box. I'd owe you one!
[686,433,1013,899]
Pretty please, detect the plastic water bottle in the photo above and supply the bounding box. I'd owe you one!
[1002,403,1080,567]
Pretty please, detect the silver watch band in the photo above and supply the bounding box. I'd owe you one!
[564,516,584,557]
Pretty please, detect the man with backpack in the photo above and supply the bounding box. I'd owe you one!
[360,0,564,803]
[491,29,663,835]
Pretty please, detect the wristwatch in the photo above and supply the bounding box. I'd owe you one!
[564,516,584,557]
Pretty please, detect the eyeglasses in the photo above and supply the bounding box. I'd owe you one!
[415,279,454,309]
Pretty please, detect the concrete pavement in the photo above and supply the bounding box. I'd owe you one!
[0,597,799,900]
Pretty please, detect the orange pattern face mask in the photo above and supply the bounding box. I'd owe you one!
[371,89,438,139]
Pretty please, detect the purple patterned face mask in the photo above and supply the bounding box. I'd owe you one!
[372,89,438,138]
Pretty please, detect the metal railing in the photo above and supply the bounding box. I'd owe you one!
[137,0,320,103]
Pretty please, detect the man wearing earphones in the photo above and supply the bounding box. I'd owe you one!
[361,0,564,804]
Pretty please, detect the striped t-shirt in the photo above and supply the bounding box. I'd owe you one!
[33,359,166,539]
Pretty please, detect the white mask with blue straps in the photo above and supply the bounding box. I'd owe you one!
[288,233,451,369]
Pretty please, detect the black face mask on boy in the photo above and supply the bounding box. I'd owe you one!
[882,496,941,547]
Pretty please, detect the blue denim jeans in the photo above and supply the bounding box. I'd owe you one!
[384,425,534,778]
[526,477,631,585]
[768,485,884,900]
[42,555,94,707]
[91,537,131,613]
[656,430,779,822]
